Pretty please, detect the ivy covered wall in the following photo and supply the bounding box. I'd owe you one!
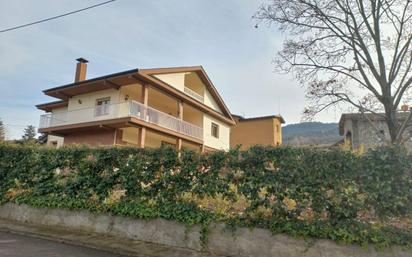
[0,144,410,248]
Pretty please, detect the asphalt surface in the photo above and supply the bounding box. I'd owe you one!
[0,231,129,257]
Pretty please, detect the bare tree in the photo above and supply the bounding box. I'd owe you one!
[254,0,412,143]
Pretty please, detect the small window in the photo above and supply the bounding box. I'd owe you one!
[96,97,110,105]
[211,123,219,138]
[95,97,111,116]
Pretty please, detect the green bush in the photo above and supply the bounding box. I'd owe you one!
[0,143,411,247]
[359,146,412,217]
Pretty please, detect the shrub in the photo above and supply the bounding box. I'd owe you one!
[0,143,410,247]
[359,146,412,217]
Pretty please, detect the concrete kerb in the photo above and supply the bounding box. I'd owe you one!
[0,203,411,257]
[0,217,211,257]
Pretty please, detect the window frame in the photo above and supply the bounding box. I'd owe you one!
[95,97,111,116]
[211,122,219,138]
[96,97,111,106]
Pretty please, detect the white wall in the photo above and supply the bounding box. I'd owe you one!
[204,89,223,114]
[203,114,230,151]
[56,89,129,126]
[47,135,64,148]
[51,106,68,113]
[153,73,186,92]
[68,89,121,111]
[46,107,70,127]
[154,72,224,114]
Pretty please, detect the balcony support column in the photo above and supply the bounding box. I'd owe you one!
[141,83,149,121]
[177,101,183,119]
[176,138,182,151]
[141,83,149,105]
[176,101,183,152]
[138,127,146,148]
[138,83,149,148]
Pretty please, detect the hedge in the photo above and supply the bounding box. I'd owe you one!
[0,144,411,248]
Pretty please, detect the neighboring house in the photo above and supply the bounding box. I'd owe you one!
[230,114,285,150]
[339,112,412,150]
[37,58,235,151]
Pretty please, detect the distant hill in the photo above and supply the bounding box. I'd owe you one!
[282,122,342,146]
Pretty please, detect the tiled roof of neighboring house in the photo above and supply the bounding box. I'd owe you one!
[339,112,412,135]
[232,114,286,124]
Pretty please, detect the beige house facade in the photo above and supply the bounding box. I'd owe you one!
[230,114,285,150]
[37,59,235,151]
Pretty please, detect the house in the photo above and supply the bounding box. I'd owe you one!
[339,111,412,150]
[37,59,235,151]
[230,114,285,150]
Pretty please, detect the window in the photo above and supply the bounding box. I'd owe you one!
[96,97,110,106]
[95,97,111,116]
[211,123,219,138]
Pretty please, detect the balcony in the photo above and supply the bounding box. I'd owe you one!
[39,101,203,140]
[184,87,204,103]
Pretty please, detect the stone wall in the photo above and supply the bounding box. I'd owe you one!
[343,118,412,150]
[355,119,388,149]
[0,203,410,257]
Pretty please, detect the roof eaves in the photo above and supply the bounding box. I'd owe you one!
[195,66,235,123]
[35,100,68,108]
[43,68,140,93]
[235,114,286,124]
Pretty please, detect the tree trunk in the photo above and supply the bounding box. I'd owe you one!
[384,104,399,143]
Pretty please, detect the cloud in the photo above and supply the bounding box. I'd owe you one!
[0,0,338,138]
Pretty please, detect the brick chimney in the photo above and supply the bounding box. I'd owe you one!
[74,58,88,82]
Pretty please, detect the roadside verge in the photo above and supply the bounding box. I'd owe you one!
[0,218,211,257]
[0,203,410,257]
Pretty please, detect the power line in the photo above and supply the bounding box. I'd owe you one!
[0,0,117,34]
[5,124,34,128]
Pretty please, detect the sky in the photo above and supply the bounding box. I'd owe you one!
[0,0,339,139]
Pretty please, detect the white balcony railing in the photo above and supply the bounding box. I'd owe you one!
[129,101,204,140]
[39,101,203,140]
[184,87,204,103]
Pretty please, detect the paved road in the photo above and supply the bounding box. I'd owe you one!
[0,231,128,257]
